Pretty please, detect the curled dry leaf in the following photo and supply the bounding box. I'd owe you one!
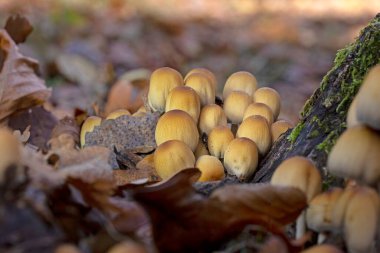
[85,112,160,154]
[0,30,51,122]
[131,168,306,253]
[4,14,33,44]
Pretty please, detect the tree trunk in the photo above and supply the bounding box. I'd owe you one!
[196,13,380,195]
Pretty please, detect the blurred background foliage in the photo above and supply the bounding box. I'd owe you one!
[0,0,379,122]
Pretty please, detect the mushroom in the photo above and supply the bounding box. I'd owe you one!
[195,155,225,182]
[301,244,343,253]
[327,126,380,186]
[184,67,217,91]
[80,116,102,147]
[198,104,227,135]
[243,102,274,124]
[154,140,195,180]
[165,86,201,123]
[236,115,272,156]
[271,156,322,239]
[54,244,82,253]
[147,67,183,112]
[306,187,344,243]
[107,241,148,253]
[185,72,215,106]
[106,109,131,120]
[346,96,360,128]
[271,119,293,143]
[132,105,147,117]
[0,127,21,182]
[223,90,252,134]
[253,87,281,120]
[155,110,199,152]
[355,64,380,130]
[223,71,257,99]
[207,125,234,159]
[223,137,259,180]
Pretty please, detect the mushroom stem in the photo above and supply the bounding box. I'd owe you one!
[296,211,306,239]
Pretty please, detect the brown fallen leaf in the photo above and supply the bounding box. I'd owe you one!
[85,112,160,154]
[0,29,51,122]
[131,168,306,253]
[4,14,33,44]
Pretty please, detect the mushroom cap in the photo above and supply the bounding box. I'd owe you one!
[224,137,259,180]
[271,119,293,143]
[106,109,131,120]
[223,71,258,99]
[355,65,380,130]
[301,245,343,253]
[207,125,234,158]
[346,96,360,128]
[243,102,274,124]
[185,73,215,106]
[223,91,253,124]
[198,104,227,135]
[0,127,21,181]
[80,116,102,147]
[327,126,380,185]
[54,244,82,253]
[155,110,199,152]
[107,241,148,253]
[154,140,195,180]
[132,105,147,117]
[147,67,183,112]
[194,140,209,159]
[253,87,281,120]
[184,68,217,90]
[306,187,344,232]
[195,155,225,182]
[237,115,272,156]
[165,86,201,123]
[343,186,380,253]
[271,156,321,202]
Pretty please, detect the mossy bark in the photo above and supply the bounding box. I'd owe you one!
[196,13,380,195]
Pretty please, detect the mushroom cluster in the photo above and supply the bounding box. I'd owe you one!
[144,67,293,181]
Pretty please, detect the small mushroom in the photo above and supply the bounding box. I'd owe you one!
[346,96,360,128]
[224,137,259,180]
[195,155,225,182]
[198,104,227,135]
[165,86,201,123]
[106,109,131,120]
[253,87,281,120]
[223,71,258,99]
[271,119,293,143]
[355,64,380,130]
[301,244,343,253]
[0,127,21,183]
[80,116,102,147]
[184,67,217,90]
[224,90,252,134]
[107,241,148,253]
[236,115,272,156]
[185,72,215,106]
[155,110,199,152]
[271,156,322,239]
[243,102,274,124]
[207,125,234,159]
[147,67,183,112]
[154,140,195,180]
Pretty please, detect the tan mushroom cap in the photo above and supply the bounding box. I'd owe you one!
[194,140,209,159]
[147,67,183,112]
[327,126,380,185]
[271,119,293,143]
[80,116,102,147]
[185,73,215,106]
[237,115,272,156]
[154,140,195,180]
[271,156,321,202]
[243,102,274,124]
[165,86,201,122]
[184,68,217,90]
[54,244,82,253]
[355,64,380,130]
[155,110,199,152]
[106,109,131,120]
[301,245,343,253]
[306,187,344,233]
[253,87,281,120]
[223,71,258,99]
[224,91,253,124]
[107,241,148,253]
[0,127,21,182]
[224,137,259,180]
[207,125,234,159]
[346,96,360,128]
[198,104,227,135]
[195,155,225,182]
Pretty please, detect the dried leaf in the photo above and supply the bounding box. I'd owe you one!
[132,168,305,253]
[85,112,160,153]
[13,125,31,144]
[0,30,51,121]
[4,15,33,44]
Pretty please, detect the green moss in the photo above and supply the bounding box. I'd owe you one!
[287,122,305,144]
[308,129,319,139]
